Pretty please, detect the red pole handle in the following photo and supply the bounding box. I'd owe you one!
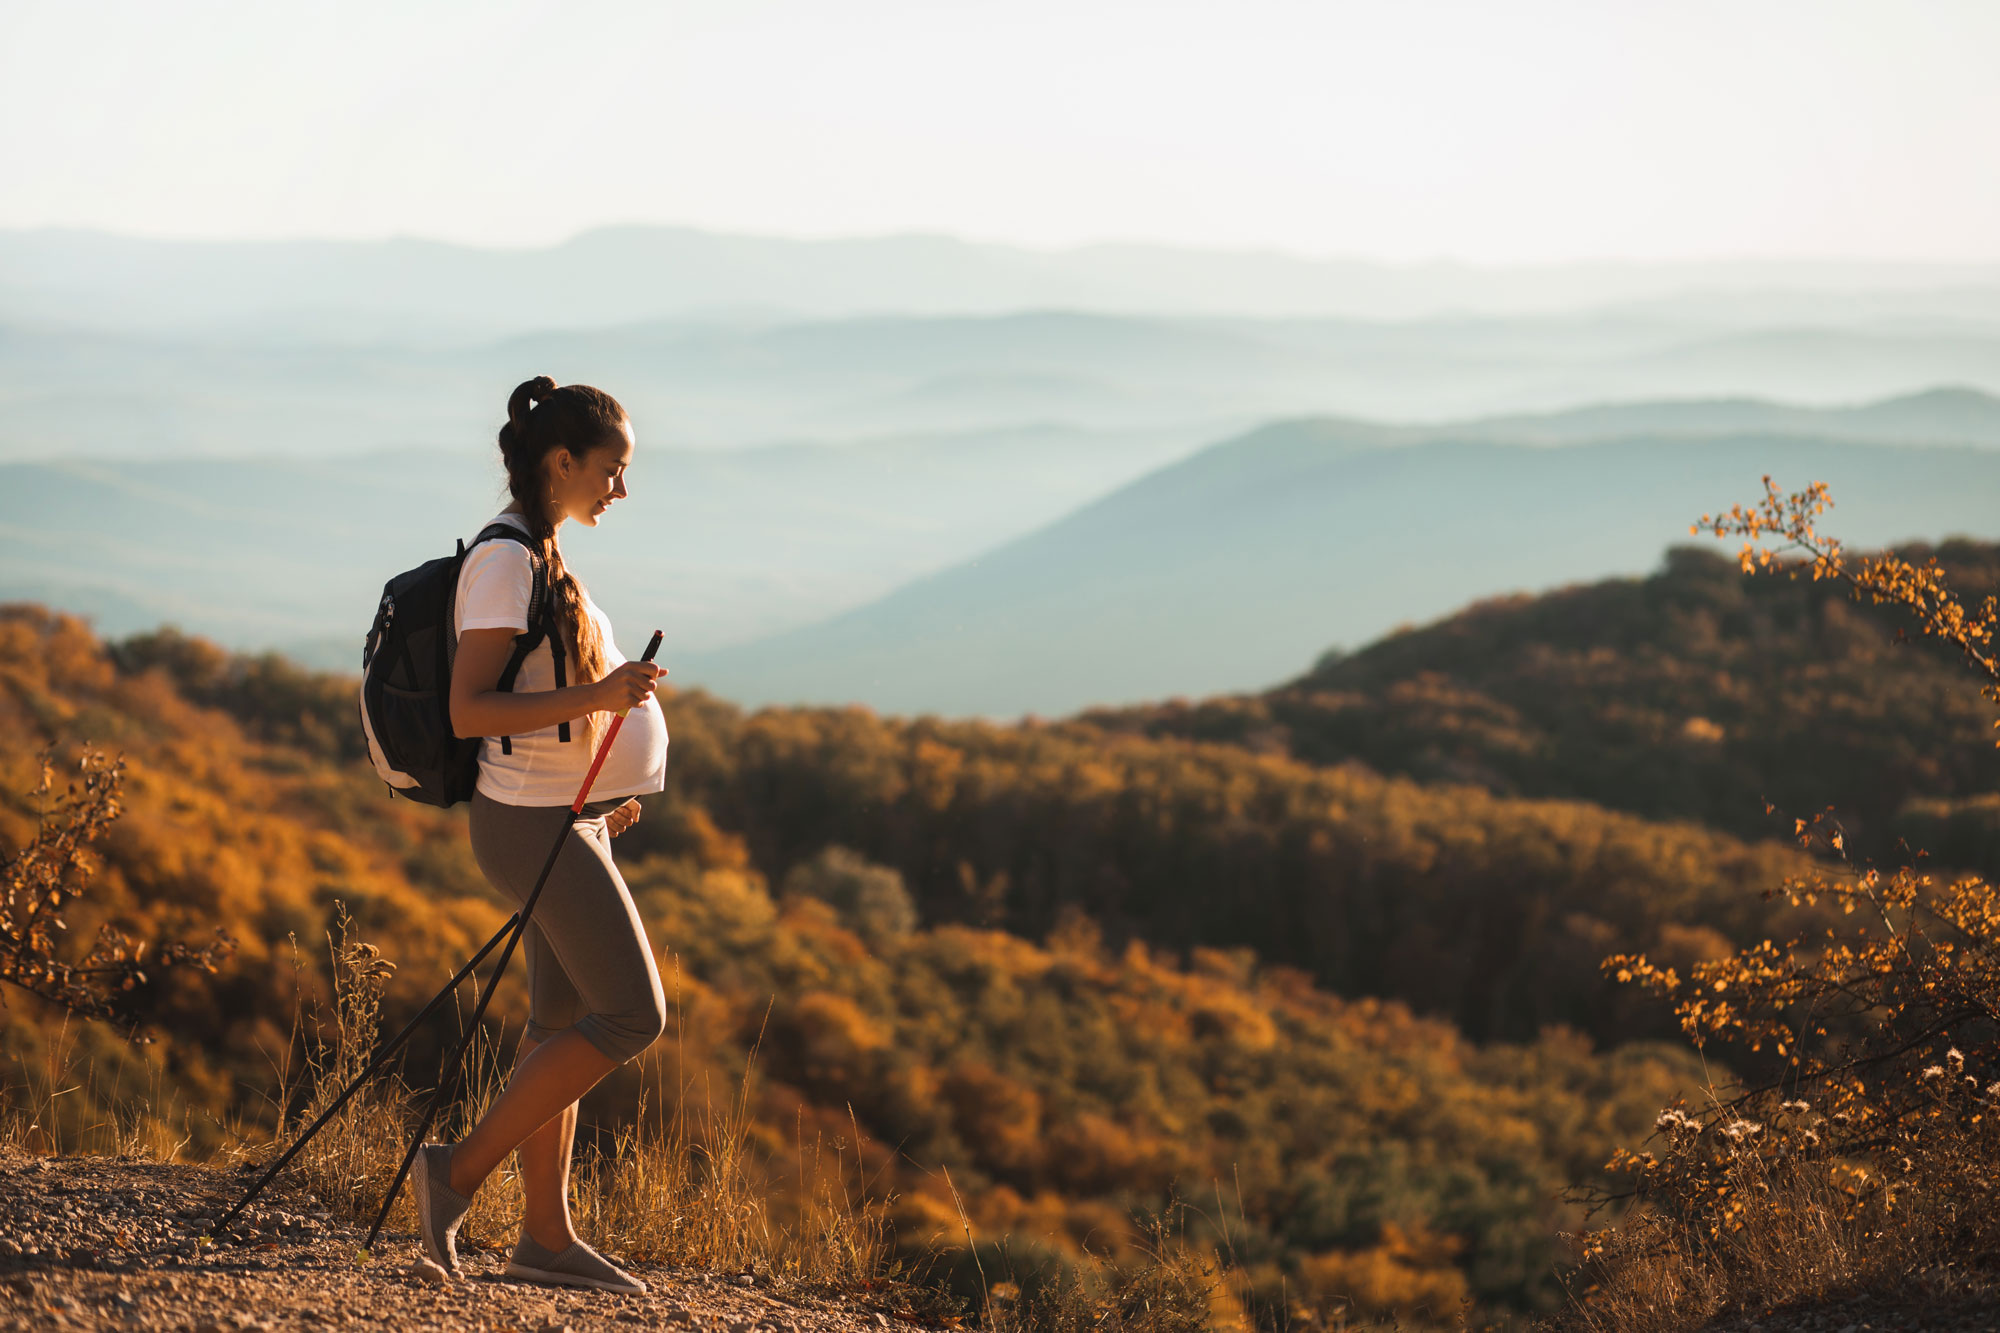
[570,630,665,813]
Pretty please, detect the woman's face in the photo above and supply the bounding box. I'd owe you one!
[549,419,635,528]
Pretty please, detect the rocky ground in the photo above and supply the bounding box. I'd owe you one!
[1694,1290,2000,1333]
[13,1148,2000,1333]
[0,1148,906,1333]
[1561,1294,2000,1333]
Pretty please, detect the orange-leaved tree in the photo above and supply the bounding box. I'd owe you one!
[1567,476,2000,1329]
[1,745,235,1028]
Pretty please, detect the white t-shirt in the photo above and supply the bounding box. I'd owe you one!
[453,512,668,806]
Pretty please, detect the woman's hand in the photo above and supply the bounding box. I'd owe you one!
[593,660,667,714]
[606,798,642,836]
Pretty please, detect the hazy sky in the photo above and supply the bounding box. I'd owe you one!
[5,0,1996,263]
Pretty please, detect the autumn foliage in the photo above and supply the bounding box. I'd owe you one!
[1564,479,2000,1329]
[1,744,232,1022]
[0,600,1724,1329]
[6,480,1998,1328]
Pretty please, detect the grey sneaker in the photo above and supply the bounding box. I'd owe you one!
[505,1232,647,1295]
[410,1143,473,1274]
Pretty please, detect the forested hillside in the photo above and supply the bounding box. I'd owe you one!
[1088,540,2000,870]
[0,603,1762,1325]
[652,692,1821,1048]
[80,607,1827,1049]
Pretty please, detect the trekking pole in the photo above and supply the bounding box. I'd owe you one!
[363,629,665,1255]
[210,910,523,1238]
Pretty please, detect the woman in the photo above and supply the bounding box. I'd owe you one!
[410,376,670,1295]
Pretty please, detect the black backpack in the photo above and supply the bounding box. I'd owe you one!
[357,521,574,806]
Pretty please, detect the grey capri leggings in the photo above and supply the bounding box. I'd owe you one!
[468,790,668,1065]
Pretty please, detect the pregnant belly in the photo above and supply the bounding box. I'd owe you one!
[595,696,669,789]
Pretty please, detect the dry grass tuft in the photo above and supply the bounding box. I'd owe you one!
[232,904,883,1285]
[250,905,416,1231]
[0,1013,194,1161]
[569,1068,881,1284]
[1563,1103,2000,1333]
[957,1191,1224,1333]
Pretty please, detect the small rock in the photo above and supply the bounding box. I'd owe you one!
[874,1316,891,1329]
[737,1272,757,1286]
[409,1256,452,1286]
[0,1237,18,1258]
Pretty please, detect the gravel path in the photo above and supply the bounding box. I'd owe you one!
[0,1148,900,1333]
[27,1147,1999,1333]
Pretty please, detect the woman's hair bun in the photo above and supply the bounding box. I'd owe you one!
[501,376,560,450]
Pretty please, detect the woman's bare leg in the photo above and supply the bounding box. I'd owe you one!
[447,1027,615,1204]
[456,1034,587,1250]
[517,1099,580,1250]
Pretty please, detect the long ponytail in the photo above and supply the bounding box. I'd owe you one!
[494,376,627,754]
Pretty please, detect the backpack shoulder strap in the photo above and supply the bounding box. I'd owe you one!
[469,523,573,752]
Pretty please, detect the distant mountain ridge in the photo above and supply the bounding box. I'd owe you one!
[11,300,2000,463]
[680,389,2000,716]
[0,419,1218,660]
[7,224,2000,337]
[11,387,2000,690]
[1444,385,2000,446]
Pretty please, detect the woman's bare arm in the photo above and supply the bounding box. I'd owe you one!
[450,628,666,740]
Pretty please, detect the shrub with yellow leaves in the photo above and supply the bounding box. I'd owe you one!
[1564,477,2000,1331]
[0,744,234,1026]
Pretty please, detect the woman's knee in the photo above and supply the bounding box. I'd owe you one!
[582,985,667,1064]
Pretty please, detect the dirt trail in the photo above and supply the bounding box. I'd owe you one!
[0,1148,896,1333]
[1695,1297,2000,1333]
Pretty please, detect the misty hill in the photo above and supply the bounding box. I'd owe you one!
[0,310,1286,460]
[16,387,2000,681]
[0,420,1216,664]
[27,306,2000,466]
[1451,384,2000,446]
[26,308,2000,465]
[680,405,2000,716]
[1083,540,2000,866]
[10,225,2000,338]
